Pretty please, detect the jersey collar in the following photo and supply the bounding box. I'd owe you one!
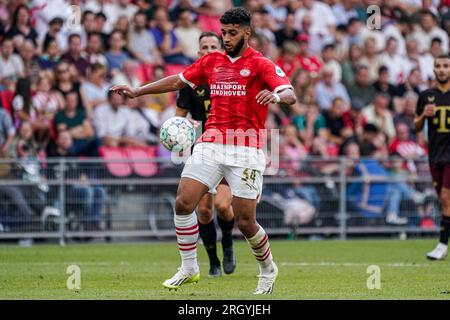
[224,46,254,63]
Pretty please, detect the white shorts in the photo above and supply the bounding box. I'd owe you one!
[181,143,266,200]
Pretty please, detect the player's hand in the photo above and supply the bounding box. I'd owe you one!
[256,89,278,105]
[109,85,138,99]
[423,104,436,117]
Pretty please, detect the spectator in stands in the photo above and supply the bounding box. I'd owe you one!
[38,38,60,71]
[84,32,107,67]
[274,12,298,48]
[0,38,24,81]
[276,41,302,78]
[412,9,449,54]
[40,17,64,55]
[323,97,351,146]
[359,37,381,83]
[314,66,350,110]
[372,66,399,107]
[396,67,423,97]
[293,103,326,148]
[404,39,434,84]
[4,5,38,50]
[150,6,191,65]
[347,64,376,107]
[32,75,64,146]
[128,11,163,66]
[174,9,202,62]
[379,37,407,85]
[93,90,142,147]
[389,122,427,173]
[342,98,366,139]
[291,68,315,105]
[321,42,341,83]
[125,96,159,146]
[114,15,131,40]
[0,105,15,157]
[105,30,131,76]
[61,34,90,79]
[103,0,138,32]
[394,91,418,137]
[54,91,99,157]
[11,77,33,128]
[279,124,308,176]
[8,120,38,159]
[111,59,141,88]
[54,61,88,112]
[81,63,110,114]
[19,40,42,87]
[362,93,396,140]
[297,33,321,78]
[46,130,105,231]
[341,43,363,87]
[294,0,336,39]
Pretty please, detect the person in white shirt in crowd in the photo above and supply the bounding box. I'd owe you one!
[93,90,142,147]
[111,59,141,88]
[359,37,382,83]
[295,0,336,39]
[411,9,449,55]
[84,32,108,66]
[103,0,138,34]
[379,37,408,85]
[321,42,342,83]
[174,9,203,62]
[0,38,24,81]
[81,63,110,113]
[403,38,434,83]
[362,92,396,139]
[125,95,160,146]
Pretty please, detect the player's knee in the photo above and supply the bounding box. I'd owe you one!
[235,215,256,232]
[175,196,196,215]
[214,198,231,215]
[197,206,213,224]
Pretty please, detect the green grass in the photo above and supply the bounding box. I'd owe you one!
[0,239,449,300]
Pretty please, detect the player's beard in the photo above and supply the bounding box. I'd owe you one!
[226,36,245,57]
[436,74,450,84]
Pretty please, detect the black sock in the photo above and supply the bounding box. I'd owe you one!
[198,220,220,266]
[218,216,234,250]
[439,216,450,245]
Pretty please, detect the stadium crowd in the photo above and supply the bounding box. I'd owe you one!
[0,0,448,231]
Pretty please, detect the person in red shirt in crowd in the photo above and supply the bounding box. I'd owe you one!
[342,98,367,138]
[275,41,301,78]
[111,7,296,295]
[296,33,322,78]
[389,121,427,173]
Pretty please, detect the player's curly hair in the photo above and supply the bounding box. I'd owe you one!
[220,7,252,26]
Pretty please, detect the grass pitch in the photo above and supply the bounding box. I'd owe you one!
[0,239,449,300]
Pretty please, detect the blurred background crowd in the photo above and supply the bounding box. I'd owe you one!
[0,0,448,232]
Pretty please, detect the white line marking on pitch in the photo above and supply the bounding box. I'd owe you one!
[280,262,434,268]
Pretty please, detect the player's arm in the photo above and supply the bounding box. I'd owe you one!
[110,75,187,99]
[256,87,296,105]
[414,98,435,133]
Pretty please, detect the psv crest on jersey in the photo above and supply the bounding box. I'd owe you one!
[275,66,285,77]
[240,69,251,77]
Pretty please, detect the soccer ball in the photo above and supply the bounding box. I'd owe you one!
[160,117,196,152]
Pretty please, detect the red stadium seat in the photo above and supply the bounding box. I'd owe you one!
[164,64,187,76]
[125,146,158,177]
[98,146,132,177]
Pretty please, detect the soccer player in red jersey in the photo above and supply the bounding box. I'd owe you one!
[110,7,296,294]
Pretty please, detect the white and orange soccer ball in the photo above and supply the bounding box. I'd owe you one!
[159,117,196,152]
